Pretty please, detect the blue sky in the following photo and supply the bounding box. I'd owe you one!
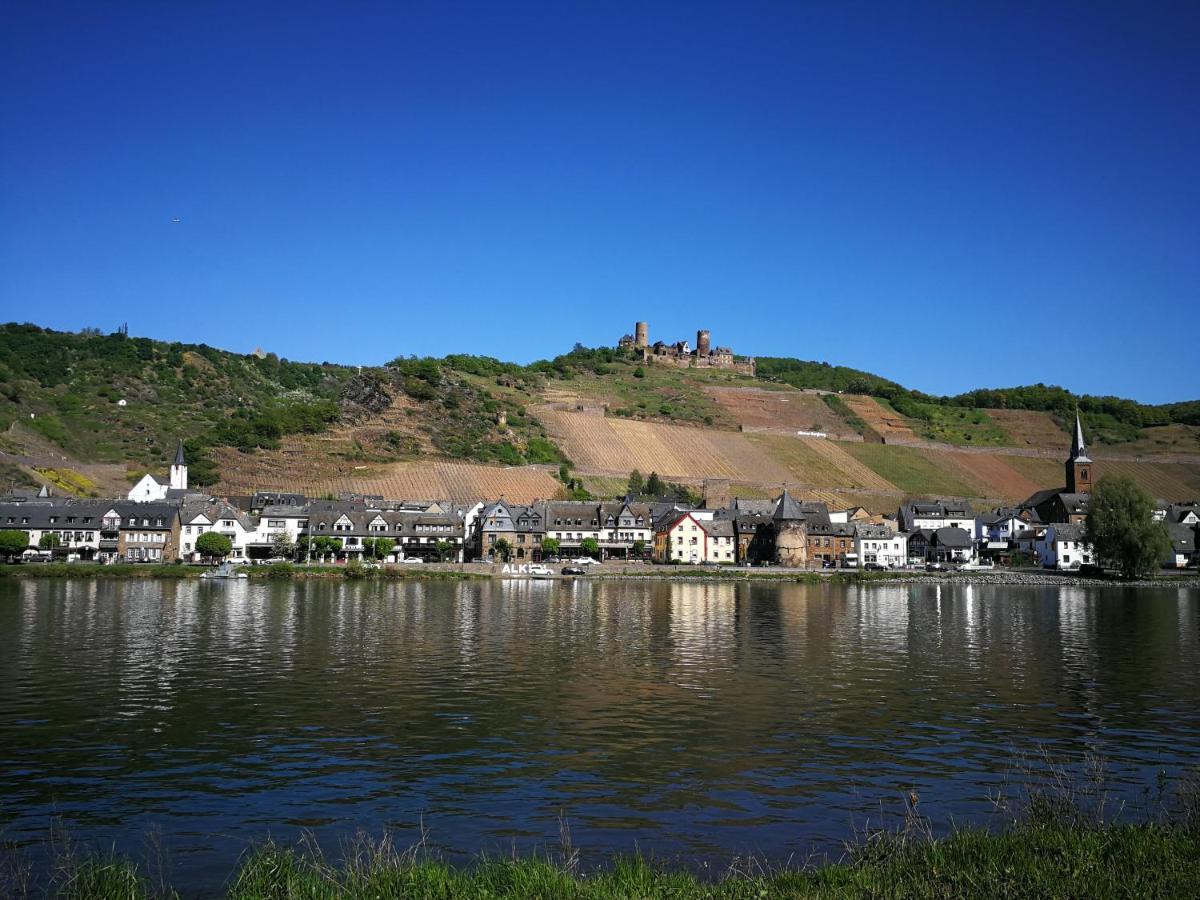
[2,2,1197,402]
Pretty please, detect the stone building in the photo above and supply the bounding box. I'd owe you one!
[617,321,755,376]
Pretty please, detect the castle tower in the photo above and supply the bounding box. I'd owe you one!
[170,440,188,491]
[696,329,711,357]
[635,321,648,348]
[1065,412,1092,494]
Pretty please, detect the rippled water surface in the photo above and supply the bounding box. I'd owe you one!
[1,578,1198,893]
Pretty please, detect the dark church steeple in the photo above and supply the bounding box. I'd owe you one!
[1065,412,1092,494]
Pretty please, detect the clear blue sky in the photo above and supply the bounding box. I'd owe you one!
[2,2,1197,402]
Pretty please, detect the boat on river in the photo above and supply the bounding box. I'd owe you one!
[200,561,248,580]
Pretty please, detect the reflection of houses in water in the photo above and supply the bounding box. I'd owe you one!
[852,585,910,654]
[668,582,737,680]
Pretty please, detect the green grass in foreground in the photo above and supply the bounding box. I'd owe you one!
[38,823,1200,899]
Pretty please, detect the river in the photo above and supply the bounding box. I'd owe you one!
[1,577,1197,893]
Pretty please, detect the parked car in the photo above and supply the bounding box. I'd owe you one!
[544,556,561,563]
[864,562,886,571]
[572,557,599,566]
[528,563,553,576]
[821,559,837,569]
[925,562,946,572]
[561,566,585,576]
[402,557,424,564]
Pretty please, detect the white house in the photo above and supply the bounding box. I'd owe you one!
[654,511,736,564]
[854,525,907,568]
[1034,523,1095,570]
[127,441,188,503]
[898,501,976,536]
[179,499,254,561]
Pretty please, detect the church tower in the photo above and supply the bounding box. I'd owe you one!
[169,440,188,491]
[1065,413,1092,494]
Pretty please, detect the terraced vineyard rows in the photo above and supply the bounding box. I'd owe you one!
[538,407,794,483]
[842,395,919,441]
[703,387,860,439]
[212,449,561,502]
[745,434,897,491]
[986,409,1069,450]
[930,449,1047,500]
[841,443,989,498]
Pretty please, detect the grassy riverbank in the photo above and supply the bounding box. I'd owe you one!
[43,822,1200,898]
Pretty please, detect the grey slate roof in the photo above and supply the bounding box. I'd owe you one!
[933,526,973,548]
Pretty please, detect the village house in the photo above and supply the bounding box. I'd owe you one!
[805,521,856,567]
[897,500,976,535]
[653,510,737,564]
[854,523,907,568]
[1033,522,1095,570]
[0,496,112,561]
[114,502,181,562]
[1164,523,1196,569]
[180,498,255,561]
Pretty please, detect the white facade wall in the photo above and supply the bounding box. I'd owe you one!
[855,535,907,568]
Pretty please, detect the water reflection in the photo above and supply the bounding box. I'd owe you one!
[0,578,1197,893]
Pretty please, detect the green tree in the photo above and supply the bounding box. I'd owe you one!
[1085,475,1172,578]
[195,531,232,562]
[627,469,644,496]
[646,471,665,496]
[363,537,395,560]
[633,366,645,378]
[39,532,62,551]
[540,537,560,557]
[492,538,512,562]
[271,531,296,560]
[631,539,646,559]
[580,536,600,558]
[0,530,30,561]
[311,536,342,562]
[435,539,454,562]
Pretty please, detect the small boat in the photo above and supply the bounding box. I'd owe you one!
[201,561,248,579]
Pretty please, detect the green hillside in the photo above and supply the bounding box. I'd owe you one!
[1,324,1196,493]
[0,323,351,485]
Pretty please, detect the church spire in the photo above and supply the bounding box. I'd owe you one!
[1065,411,1093,494]
[1069,411,1090,463]
[173,439,186,467]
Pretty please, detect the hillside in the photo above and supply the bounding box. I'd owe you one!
[2,323,1198,509]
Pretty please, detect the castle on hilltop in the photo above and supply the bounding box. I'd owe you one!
[617,321,755,376]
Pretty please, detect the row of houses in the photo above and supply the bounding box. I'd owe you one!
[2,416,1196,570]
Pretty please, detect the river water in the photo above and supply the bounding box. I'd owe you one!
[1,577,1197,893]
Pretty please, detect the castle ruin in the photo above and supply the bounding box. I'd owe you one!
[617,322,755,376]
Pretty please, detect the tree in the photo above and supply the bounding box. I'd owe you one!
[646,471,664,496]
[492,538,512,562]
[311,536,342,563]
[633,366,645,378]
[195,531,232,562]
[435,539,454,562]
[1085,475,1172,578]
[363,537,395,560]
[541,537,560,557]
[627,469,644,496]
[271,531,296,560]
[631,539,646,559]
[580,537,600,558]
[39,532,61,551]
[0,530,30,561]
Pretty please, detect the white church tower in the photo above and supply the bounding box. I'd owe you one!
[170,440,188,491]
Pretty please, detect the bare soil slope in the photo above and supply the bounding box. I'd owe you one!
[703,387,860,439]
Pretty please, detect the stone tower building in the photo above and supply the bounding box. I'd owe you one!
[635,321,649,348]
[696,329,711,357]
[1065,412,1092,494]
